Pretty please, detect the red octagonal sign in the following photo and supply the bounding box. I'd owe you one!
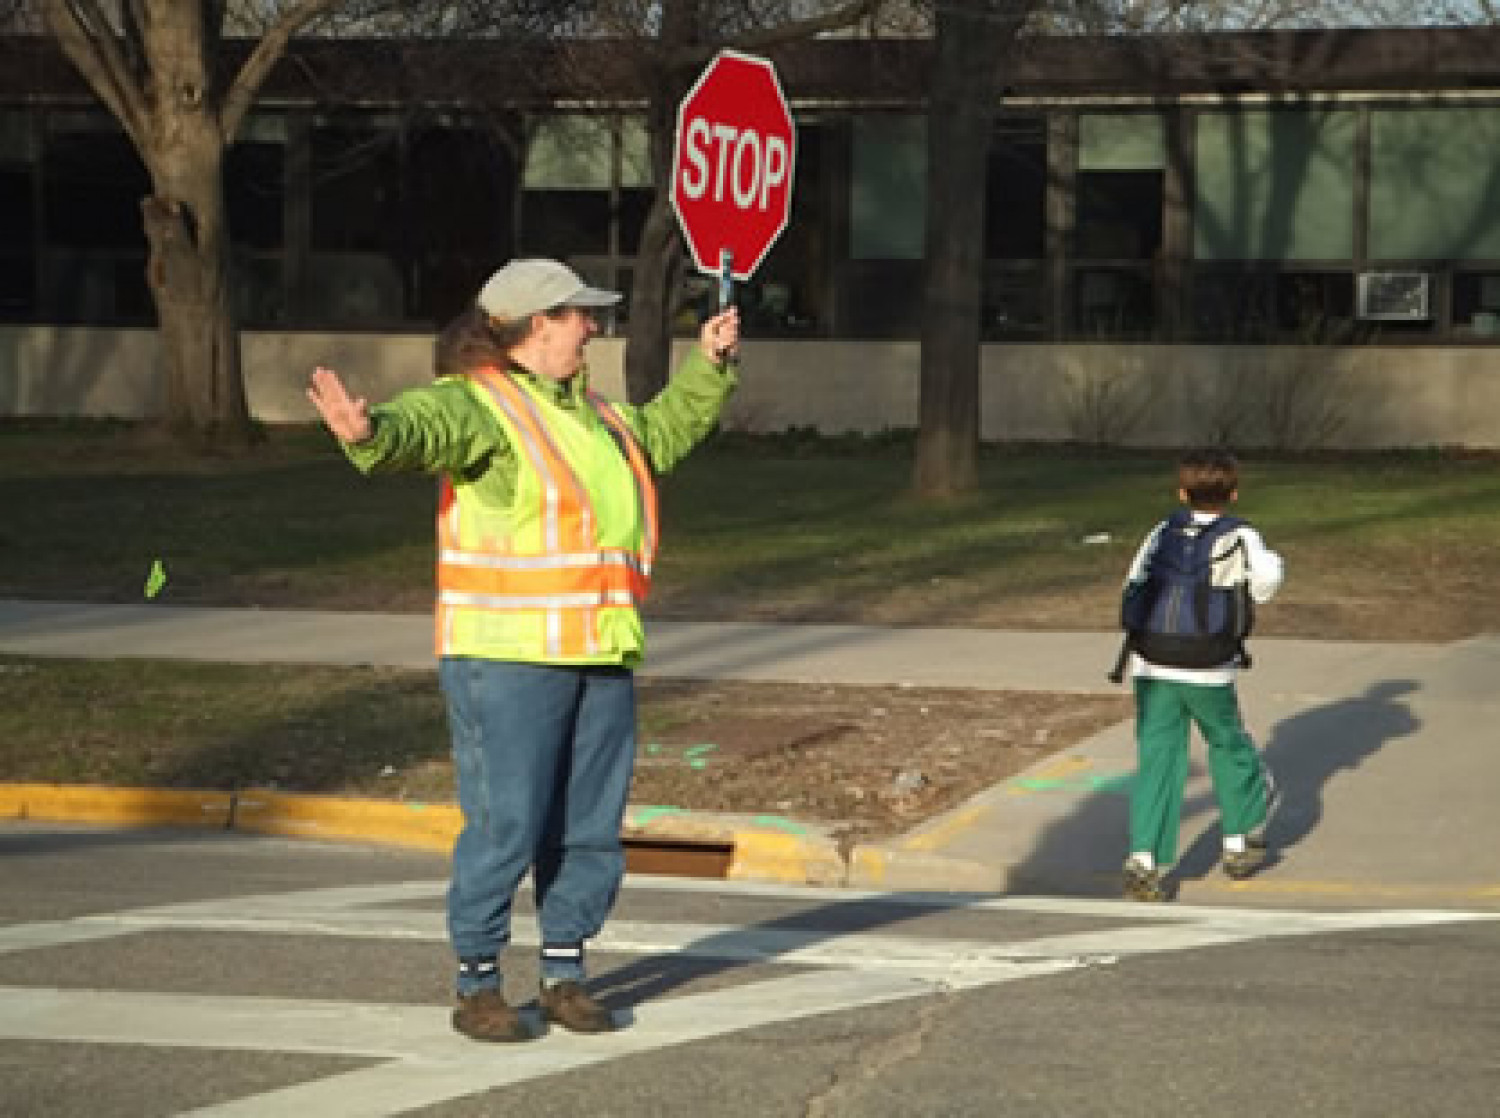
[671,50,797,281]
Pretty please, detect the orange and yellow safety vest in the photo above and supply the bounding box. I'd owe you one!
[435,368,658,663]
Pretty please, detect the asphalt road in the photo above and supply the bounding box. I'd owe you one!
[4,823,1498,1118]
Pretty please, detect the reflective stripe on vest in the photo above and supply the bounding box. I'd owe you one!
[435,369,658,661]
[589,390,659,565]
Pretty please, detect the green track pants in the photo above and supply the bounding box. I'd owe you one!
[1130,677,1272,866]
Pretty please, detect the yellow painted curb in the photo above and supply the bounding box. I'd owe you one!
[0,783,233,827]
[728,830,847,886]
[233,790,461,854]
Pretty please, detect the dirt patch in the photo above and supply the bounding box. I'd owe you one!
[1,660,1131,846]
[628,679,1132,844]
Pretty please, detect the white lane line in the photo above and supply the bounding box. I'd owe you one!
[0,919,151,956]
[174,966,1084,1117]
[0,986,434,1058]
[46,900,1496,977]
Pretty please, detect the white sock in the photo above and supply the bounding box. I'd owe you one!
[1127,851,1155,871]
[1223,834,1247,854]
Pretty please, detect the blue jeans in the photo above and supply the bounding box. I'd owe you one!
[439,657,636,992]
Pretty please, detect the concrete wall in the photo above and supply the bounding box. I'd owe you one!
[2,326,1497,449]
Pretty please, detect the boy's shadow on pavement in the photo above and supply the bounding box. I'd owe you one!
[1174,678,1421,880]
[590,681,1422,1019]
[1006,678,1422,894]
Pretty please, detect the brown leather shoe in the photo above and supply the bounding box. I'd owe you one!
[539,981,616,1033]
[452,988,533,1042]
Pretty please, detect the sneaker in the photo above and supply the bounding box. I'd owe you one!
[1122,859,1168,902]
[539,980,616,1034]
[452,988,533,1043]
[1222,839,1268,881]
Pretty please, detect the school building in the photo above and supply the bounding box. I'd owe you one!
[2,26,1499,447]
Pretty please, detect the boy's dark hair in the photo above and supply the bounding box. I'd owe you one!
[1177,448,1239,509]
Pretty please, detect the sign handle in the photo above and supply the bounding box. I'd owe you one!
[715,248,739,366]
[718,248,734,311]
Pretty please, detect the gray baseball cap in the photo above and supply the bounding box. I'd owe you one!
[477,258,622,321]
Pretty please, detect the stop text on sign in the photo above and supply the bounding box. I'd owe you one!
[677,120,790,212]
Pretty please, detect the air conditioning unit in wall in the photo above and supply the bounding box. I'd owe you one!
[1357,271,1431,321]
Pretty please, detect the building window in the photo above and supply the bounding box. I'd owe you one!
[841,114,926,337]
[1451,271,1500,338]
[1070,112,1166,339]
[308,119,406,325]
[0,110,35,321]
[227,117,287,326]
[1370,107,1500,263]
[41,115,151,324]
[850,114,924,261]
[985,116,1046,261]
[1195,109,1355,262]
[1192,268,1358,342]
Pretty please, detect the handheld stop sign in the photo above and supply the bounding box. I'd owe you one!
[670,50,797,310]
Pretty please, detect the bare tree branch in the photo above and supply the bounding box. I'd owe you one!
[221,0,345,139]
[43,0,150,146]
[728,0,882,54]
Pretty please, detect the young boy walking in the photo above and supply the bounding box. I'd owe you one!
[1117,448,1284,902]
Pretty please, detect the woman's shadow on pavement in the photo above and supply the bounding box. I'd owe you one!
[1174,678,1421,880]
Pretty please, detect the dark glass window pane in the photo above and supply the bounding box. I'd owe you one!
[0,165,32,243]
[618,188,652,255]
[1072,266,1155,339]
[0,252,34,319]
[407,127,511,253]
[310,125,402,253]
[405,127,514,325]
[226,141,284,250]
[985,117,1046,260]
[519,190,609,257]
[984,264,1045,339]
[1192,269,1358,342]
[42,130,149,249]
[1452,272,1500,337]
[234,252,285,326]
[837,260,921,339]
[1076,170,1162,260]
[45,250,150,325]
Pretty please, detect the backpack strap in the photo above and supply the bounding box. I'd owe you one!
[1203,514,1253,669]
[1107,634,1133,684]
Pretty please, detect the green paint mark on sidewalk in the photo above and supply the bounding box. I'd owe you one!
[634,806,685,825]
[750,815,808,835]
[1016,772,1134,795]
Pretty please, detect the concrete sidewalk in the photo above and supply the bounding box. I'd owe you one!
[3,598,1497,909]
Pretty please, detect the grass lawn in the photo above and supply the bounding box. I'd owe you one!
[3,421,1498,640]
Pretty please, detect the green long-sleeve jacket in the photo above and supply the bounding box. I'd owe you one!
[342,348,737,499]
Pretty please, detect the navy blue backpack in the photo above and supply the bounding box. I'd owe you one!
[1108,510,1254,682]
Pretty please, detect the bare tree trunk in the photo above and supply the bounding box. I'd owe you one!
[143,125,253,447]
[914,1,1033,498]
[42,0,344,450]
[623,188,682,403]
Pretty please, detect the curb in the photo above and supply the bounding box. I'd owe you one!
[0,783,852,884]
[0,783,235,829]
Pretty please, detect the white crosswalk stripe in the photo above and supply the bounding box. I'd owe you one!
[2,877,1494,1116]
